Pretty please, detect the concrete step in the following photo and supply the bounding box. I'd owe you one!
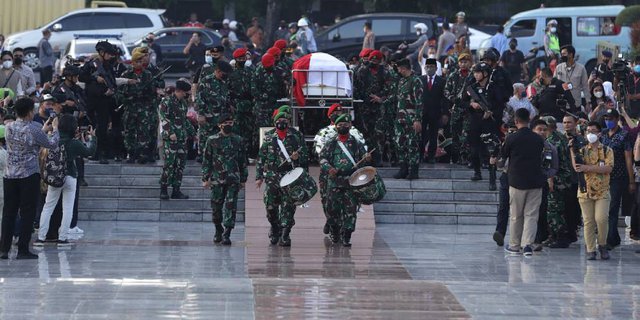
[383,189,498,202]
[78,197,245,212]
[377,166,477,180]
[382,178,496,191]
[84,175,206,187]
[374,201,498,214]
[80,186,245,200]
[85,163,202,176]
[374,212,495,225]
[79,210,245,222]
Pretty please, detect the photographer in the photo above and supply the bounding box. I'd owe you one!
[588,81,616,121]
[492,123,517,247]
[563,115,587,243]
[533,67,576,121]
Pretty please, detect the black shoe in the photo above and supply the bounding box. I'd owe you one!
[393,164,408,179]
[329,230,340,243]
[426,157,436,164]
[171,187,189,199]
[137,156,148,165]
[342,230,352,247]
[0,252,8,259]
[470,173,482,181]
[492,231,504,246]
[213,224,223,243]
[196,156,203,163]
[323,223,330,235]
[406,165,419,180]
[269,225,281,245]
[114,156,122,162]
[599,246,610,260]
[279,227,291,247]
[586,251,597,260]
[160,185,170,200]
[126,157,136,164]
[488,182,496,191]
[221,228,232,245]
[16,252,38,259]
[78,178,89,187]
[99,158,109,165]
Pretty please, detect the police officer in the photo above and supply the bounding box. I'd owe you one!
[202,114,247,246]
[393,58,424,180]
[228,48,255,159]
[255,108,308,247]
[320,114,371,246]
[159,78,195,200]
[196,60,233,162]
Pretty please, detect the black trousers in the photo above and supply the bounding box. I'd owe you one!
[496,172,509,235]
[89,96,117,158]
[421,113,440,160]
[535,183,550,243]
[40,66,53,84]
[631,182,640,238]
[564,183,581,240]
[1,174,41,253]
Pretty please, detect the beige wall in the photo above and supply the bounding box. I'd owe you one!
[0,0,85,36]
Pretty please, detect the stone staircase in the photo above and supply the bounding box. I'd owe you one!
[79,163,245,222]
[375,165,499,225]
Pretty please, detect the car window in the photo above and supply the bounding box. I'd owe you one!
[91,13,126,30]
[409,19,435,38]
[180,31,197,44]
[372,19,402,37]
[155,32,181,45]
[199,32,214,45]
[57,13,93,31]
[509,19,536,37]
[327,19,364,40]
[75,43,98,54]
[577,17,620,36]
[124,14,153,28]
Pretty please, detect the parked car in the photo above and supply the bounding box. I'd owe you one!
[55,36,132,76]
[3,7,166,70]
[437,23,492,54]
[130,27,246,71]
[315,13,440,59]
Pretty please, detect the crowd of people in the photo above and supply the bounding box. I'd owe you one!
[0,10,640,259]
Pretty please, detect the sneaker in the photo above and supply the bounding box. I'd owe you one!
[56,240,72,247]
[69,227,84,234]
[504,246,521,255]
[586,252,597,260]
[492,231,505,247]
[523,245,533,256]
[33,239,46,247]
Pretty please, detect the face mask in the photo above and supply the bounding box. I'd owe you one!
[605,119,616,130]
[594,91,604,98]
[427,54,436,59]
[2,60,12,69]
[205,56,213,64]
[14,57,22,65]
[245,59,253,67]
[560,56,568,63]
[509,44,516,50]
[276,122,288,130]
[236,60,245,68]
[416,31,421,36]
[550,27,557,33]
[634,65,640,74]
[337,126,349,135]
[586,133,598,144]
[221,125,233,134]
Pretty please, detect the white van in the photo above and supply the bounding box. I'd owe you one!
[3,7,166,70]
[503,5,630,71]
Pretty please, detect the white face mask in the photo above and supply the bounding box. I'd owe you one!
[586,133,598,144]
[427,54,436,59]
[416,31,421,36]
[550,27,557,33]
[205,56,213,64]
[594,91,603,98]
[2,60,12,69]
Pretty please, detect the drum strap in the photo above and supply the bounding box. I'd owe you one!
[337,141,356,166]
[276,139,292,163]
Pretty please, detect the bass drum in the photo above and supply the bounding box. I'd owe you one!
[349,166,386,205]
[279,167,318,205]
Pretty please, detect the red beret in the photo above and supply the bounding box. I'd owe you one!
[266,47,281,57]
[327,103,342,118]
[368,50,383,61]
[274,39,287,50]
[233,48,248,59]
[359,48,373,58]
[262,54,275,68]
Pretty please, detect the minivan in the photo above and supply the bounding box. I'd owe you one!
[3,8,166,70]
[503,5,630,72]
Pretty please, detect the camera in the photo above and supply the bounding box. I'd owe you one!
[480,133,501,157]
[556,98,569,109]
[612,57,631,102]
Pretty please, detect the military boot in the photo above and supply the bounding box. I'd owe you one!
[329,225,340,244]
[488,165,497,191]
[342,230,352,247]
[213,224,224,243]
[221,228,232,245]
[406,165,419,180]
[171,187,189,199]
[160,185,170,200]
[470,170,482,181]
[393,163,408,179]
[279,227,292,247]
[269,223,281,245]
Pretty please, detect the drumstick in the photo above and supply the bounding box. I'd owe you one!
[355,148,376,167]
[278,147,303,168]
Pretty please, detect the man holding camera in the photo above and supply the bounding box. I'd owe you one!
[555,45,590,108]
[534,67,577,121]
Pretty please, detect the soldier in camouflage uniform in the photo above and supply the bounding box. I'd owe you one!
[541,116,573,248]
[354,50,390,166]
[228,48,255,159]
[196,60,233,161]
[393,58,424,180]
[252,54,284,128]
[381,58,401,165]
[159,79,195,200]
[320,114,371,246]
[444,53,473,165]
[195,46,224,85]
[202,114,248,246]
[256,109,308,247]
[119,50,156,163]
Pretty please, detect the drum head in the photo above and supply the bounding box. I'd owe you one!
[280,167,304,187]
[349,166,377,187]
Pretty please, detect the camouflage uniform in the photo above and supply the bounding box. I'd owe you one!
[196,74,230,155]
[319,135,368,237]
[256,127,308,229]
[395,73,424,168]
[146,63,166,158]
[159,94,195,188]
[252,64,284,128]
[228,64,255,158]
[546,130,572,240]
[202,132,248,229]
[119,67,155,158]
[382,68,400,163]
[444,69,472,163]
[354,65,390,164]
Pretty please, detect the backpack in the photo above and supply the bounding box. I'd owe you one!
[43,142,67,187]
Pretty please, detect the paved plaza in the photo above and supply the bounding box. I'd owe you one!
[1,220,640,319]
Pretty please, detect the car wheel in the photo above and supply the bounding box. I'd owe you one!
[24,49,40,70]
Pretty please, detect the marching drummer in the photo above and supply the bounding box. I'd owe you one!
[320,114,371,246]
[256,106,308,247]
[202,113,248,245]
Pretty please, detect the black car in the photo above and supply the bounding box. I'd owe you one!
[130,27,235,71]
[315,13,440,59]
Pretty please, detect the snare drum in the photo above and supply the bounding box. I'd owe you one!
[349,166,386,205]
[279,167,318,205]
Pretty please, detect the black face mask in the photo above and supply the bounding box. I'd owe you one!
[276,122,288,130]
[221,125,233,134]
[14,57,22,65]
[560,56,569,63]
[236,61,245,68]
[509,44,516,50]
[337,126,349,135]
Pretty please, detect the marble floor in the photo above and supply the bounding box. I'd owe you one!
[0,221,639,319]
